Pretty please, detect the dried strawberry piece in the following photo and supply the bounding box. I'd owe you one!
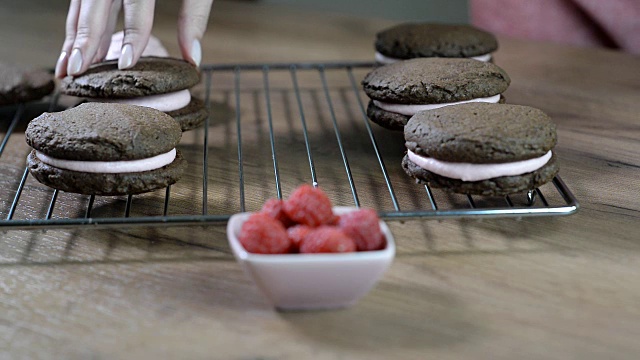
[338,209,386,251]
[260,198,294,227]
[282,184,334,227]
[287,225,312,252]
[238,213,291,254]
[328,214,340,226]
[299,226,356,254]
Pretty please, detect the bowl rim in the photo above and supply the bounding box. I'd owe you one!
[227,206,395,263]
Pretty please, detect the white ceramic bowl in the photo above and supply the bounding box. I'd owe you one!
[227,206,395,310]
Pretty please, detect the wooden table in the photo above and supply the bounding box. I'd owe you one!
[1,1,639,359]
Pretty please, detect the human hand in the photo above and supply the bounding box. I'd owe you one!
[104,31,169,61]
[55,0,214,79]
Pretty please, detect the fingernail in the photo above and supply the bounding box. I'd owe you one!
[55,51,67,78]
[191,39,201,67]
[119,43,133,69]
[68,48,83,76]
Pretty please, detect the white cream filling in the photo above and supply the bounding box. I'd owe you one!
[373,94,501,116]
[407,150,552,182]
[469,53,492,62]
[88,89,191,112]
[36,148,176,173]
[375,51,492,64]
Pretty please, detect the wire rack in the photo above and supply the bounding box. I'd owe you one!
[0,61,578,230]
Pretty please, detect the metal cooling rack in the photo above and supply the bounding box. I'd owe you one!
[0,61,578,230]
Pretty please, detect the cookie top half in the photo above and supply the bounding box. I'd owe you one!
[404,103,557,163]
[375,23,498,59]
[26,103,182,161]
[0,63,54,106]
[60,57,200,98]
[362,58,510,104]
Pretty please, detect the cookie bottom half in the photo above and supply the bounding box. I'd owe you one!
[166,97,208,131]
[366,100,410,131]
[27,149,187,196]
[401,152,559,196]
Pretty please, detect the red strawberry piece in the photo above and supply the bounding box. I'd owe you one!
[238,213,291,254]
[260,198,294,227]
[299,226,356,254]
[338,208,386,251]
[283,184,334,227]
[287,225,312,252]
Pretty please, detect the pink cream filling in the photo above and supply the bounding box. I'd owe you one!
[36,148,176,174]
[89,89,191,112]
[373,94,501,116]
[407,149,552,182]
[374,51,492,64]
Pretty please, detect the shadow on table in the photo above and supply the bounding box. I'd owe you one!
[0,225,233,268]
[390,216,576,259]
[279,281,479,351]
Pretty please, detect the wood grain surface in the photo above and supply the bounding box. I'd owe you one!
[1,1,640,359]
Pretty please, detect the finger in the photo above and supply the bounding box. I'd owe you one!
[119,0,156,70]
[178,0,214,67]
[93,0,123,64]
[67,0,113,76]
[55,0,81,78]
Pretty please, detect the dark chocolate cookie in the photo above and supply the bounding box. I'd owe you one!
[25,102,185,196]
[402,153,559,196]
[401,103,559,195]
[366,96,506,131]
[27,149,186,196]
[166,97,208,131]
[404,103,556,163]
[59,57,200,98]
[0,63,55,106]
[26,103,181,161]
[362,58,510,104]
[375,23,498,59]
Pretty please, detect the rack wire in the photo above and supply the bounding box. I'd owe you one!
[0,61,578,230]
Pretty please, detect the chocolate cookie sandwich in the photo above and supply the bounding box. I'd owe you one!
[26,103,186,196]
[0,63,54,106]
[402,103,559,196]
[375,23,498,65]
[60,57,207,131]
[362,58,510,130]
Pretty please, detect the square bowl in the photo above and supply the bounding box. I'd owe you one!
[226,206,395,310]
